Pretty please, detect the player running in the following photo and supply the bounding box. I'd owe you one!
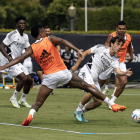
[0,25,127,126]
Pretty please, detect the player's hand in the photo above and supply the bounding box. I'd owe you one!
[125,68,133,76]
[77,50,83,60]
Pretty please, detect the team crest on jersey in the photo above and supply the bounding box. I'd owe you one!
[39,49,54,65]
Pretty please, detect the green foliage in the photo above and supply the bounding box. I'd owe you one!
[0,0,46,29]
[0,0,140,31]
[74,6,140,31]
[40,0,53,7]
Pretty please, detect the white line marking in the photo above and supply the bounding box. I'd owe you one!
[0,123,140,135]
[106,94,140,96]
[0,123,81,134]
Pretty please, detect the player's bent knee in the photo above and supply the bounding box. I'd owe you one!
[97,100,102,106]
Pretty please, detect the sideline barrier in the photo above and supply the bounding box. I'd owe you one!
[1,72,15,89]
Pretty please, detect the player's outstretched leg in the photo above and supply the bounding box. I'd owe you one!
[22,114,33,126]
[68,73,127,113]
[111,104,127,113]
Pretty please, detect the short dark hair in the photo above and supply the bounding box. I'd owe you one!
[31,24,43,38]
[15,16,26,23]
[110,36,125,46]
[44,26,51,30]
[117,21,126,26]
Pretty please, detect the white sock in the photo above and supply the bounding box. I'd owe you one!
[19,93,27,102]
[111,95,117,102]
[29,109,36,118]
[113,87,117,94]
[82,106,87,113]
[103,97,115,106]
[76,102,84,111]
[105,84,108,90]
[11,90,19,99]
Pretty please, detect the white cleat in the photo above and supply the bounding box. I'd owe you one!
[111,93,115,97]
[18,100,31,108]
[102,89,109,94]
[10,98,20,108]
[107,104,112,110]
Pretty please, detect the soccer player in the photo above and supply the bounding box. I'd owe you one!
[102,43,134,95]
[0,16,32,108]
[71,36,132,122]
[98,21,133,109]
[37,26,61,94]
[0,24,127,126]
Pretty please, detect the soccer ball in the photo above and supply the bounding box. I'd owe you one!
[131,109,140,123]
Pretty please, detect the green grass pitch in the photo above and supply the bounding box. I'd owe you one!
[0,88,140,140]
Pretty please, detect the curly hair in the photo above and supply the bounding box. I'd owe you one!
[15,16,26,23]
[31,24,43,38]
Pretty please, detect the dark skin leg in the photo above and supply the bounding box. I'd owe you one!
[31,73,106,112]
[67,73,106,100]
[31,85,52,111]
[16,73,33,94]
[98,78,106,88]
[85,96,102,111]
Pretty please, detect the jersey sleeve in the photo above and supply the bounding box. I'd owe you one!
[24,35,30,49]
[90,44,106,54]
[3,33,14,46]
[112,58,120,69]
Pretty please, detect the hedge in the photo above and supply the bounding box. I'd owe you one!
[0,29,140,35]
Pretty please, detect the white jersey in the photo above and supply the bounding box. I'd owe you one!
[85,44,119,76]
[1,29,30,65]
[22,49,32,62]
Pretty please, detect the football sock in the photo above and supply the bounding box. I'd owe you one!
[105,84,109,90]
[103,97,114,106]
[111,95,117,102]
[82,106,87,113]
[12,90,19,99]
[113,87,117,95]
[20,93,27,102]
[29,109,36,118]
[76,102,84,111]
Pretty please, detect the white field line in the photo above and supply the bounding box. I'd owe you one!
[0,123,140,135]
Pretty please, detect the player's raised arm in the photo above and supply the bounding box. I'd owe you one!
[0,47,33,71]
[104,35,112,47]
[49,35,83,60]
[71,48,92,72]
[127,42,134,63]
[114,67,133,76]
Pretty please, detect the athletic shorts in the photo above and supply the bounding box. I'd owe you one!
[23,61,33,74]
[41,69,72,89]
[4,63,29,77]
[78,65,101,91]
[99,62,127,80]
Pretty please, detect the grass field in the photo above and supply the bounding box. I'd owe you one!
[0,88,140,140]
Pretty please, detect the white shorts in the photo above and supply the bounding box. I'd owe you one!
[78,65,101,91]
[41,69,72,89]
[99,62,127,80]
[23,61,33,74]
[4,63,29,77]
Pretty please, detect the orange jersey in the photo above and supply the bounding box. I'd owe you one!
[31,37,67,75]
[110,32,131,63]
